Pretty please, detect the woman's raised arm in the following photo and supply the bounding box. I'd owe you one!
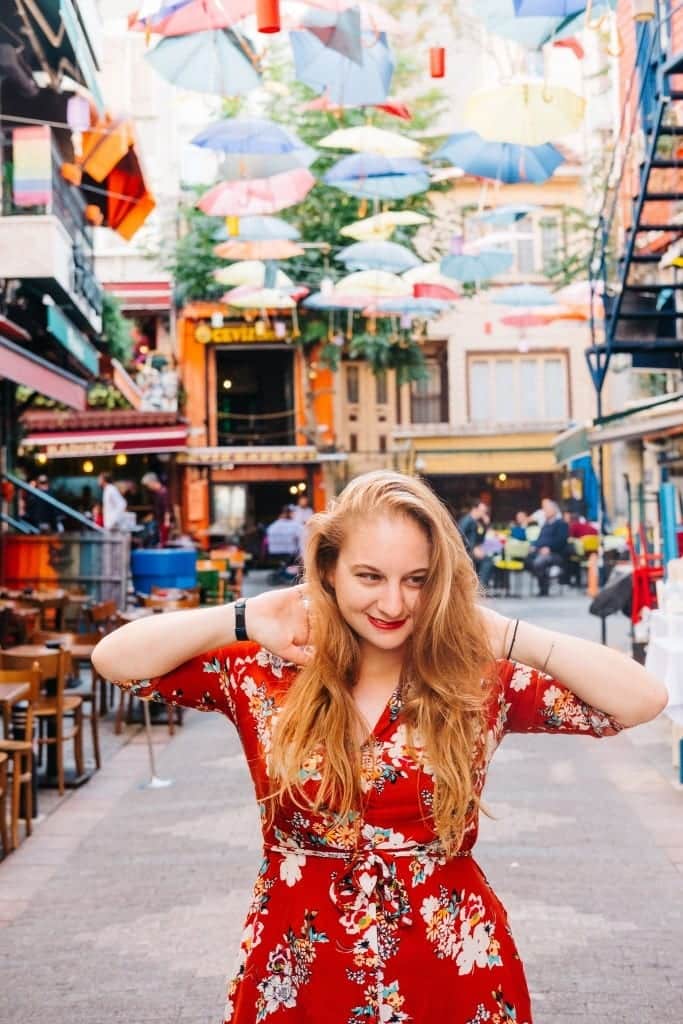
[92,586,312,681]
[481,607,668,728]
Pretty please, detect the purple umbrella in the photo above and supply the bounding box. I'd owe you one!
[513,0,587,14]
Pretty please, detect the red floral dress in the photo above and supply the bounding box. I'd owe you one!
[119,643,624,1024]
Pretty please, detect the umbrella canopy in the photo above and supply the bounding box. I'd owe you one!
[191,118,313,157]
[500,312,552,328]
[335,270,410,298]
[225,288,296,310]
[373,297,453,316]
[441,249,514,283]
[291,5,363,62]
[128,1,193,26]
[145,28,261,96]
[432,131,565,184]
[197,168,315,216]
[464,80,585,146]
[493,284,557,306]
[129,0,252,34]
[413,282,460,301]
[324,153,430,200]
[467,231,530,251]
[290,29,394,107]
[479,0,563,48]
[514,0,586,14]
[213,238,304,260]
[403,262,458,289]
[303,291,366,310]
[306,0,404,34]
[336,240,421,273]
[475,204,539,225]
[340,210,429,241]
[214,215,300,242]
[214,261,294,288]
[319,125,423,159]
[302,95,412,120]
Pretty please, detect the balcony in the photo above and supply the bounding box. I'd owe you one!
[0,128,102,334]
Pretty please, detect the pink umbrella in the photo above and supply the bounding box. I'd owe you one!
[197,168,315,216]
[129,1,253,33]
[500,312,552,328]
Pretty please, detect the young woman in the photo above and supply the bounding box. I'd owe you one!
[93,471,667,1024]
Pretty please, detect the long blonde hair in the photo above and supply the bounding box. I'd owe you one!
[269,471,494,852]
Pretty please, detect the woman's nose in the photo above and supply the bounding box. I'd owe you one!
[376,583,406,619]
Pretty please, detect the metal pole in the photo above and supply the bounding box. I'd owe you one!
[140,700,173,790]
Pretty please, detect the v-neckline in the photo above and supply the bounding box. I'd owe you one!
[357,684,402,743]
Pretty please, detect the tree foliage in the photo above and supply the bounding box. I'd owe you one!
[101,291,135,364]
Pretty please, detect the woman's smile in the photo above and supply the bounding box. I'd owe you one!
[366,613,409,631]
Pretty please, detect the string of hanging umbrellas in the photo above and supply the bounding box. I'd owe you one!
[126,1,606,322]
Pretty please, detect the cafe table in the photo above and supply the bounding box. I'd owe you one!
[0,680,30,738]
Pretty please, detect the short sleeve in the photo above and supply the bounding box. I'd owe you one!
[116,642,251,723]
[498,659,625,738]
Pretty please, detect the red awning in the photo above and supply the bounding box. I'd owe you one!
[0,335,87,409]
[104,281,172,312]
[20,424,188,458]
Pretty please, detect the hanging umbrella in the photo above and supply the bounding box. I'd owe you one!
[479,0,563,48]
[303,291,365,310]
[335,270,411,298]
[289,5,363,62]
[325,153,430,200]
[197,168,315,216]
[514,0,587,14]
[214,261,294,288]
[403,262,456,288]
[475,204,539,225]
[128,1,193,27]
[290,29,394,107]
[464,80,585,146]
[214,215,300,242]
[129,0,253,33]
[500,312,553,329]
[302,95,412,120]
[412,282,460,301]
[373,297,454,316]
[493,284,557,306]
[319,125,423,159]
[441,250,514,283]
[145,28,261,96]
[541,1,616,43]
[432,131,565,184]
[336,240,421,273]
[191,118,314,158]
[340,210,429,241]
[467,231,531,251]
[305,0,404,34]
[214,238,305,260]
[555,279,604,305]
[225,288,296,310]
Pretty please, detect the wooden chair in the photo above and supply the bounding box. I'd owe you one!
[0,666,39,850]
[0,651,83,796]
[20,592,69,631]
[33,632,104,771]
[0,751,9,856]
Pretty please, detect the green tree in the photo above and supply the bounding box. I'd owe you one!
[101,291,135,364]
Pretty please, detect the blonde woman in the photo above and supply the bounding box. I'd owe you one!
[93,471,667,1024]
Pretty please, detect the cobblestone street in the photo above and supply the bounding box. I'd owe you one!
[1,583,682,1024]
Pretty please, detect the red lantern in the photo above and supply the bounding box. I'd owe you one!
[430,46,445,79]
[256,0,280,33]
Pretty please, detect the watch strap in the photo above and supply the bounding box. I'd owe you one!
[234,598,248,641]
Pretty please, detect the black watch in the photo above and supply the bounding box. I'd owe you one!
[234,598,248,641]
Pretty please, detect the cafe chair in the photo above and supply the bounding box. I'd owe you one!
[0,651,83,796]
[20,592,69,632]
[0,666,39,850]
[33,632,104,771]
[493,539,530,598]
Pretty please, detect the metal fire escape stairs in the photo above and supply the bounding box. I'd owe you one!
[588,11,683,409]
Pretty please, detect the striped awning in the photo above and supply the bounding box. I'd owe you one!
[20,424,188,458]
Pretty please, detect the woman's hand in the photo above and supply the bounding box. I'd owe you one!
[478,605,512,660]
[245,585,312,666]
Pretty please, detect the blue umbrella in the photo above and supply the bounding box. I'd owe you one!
[214,216,301,242]
[375,297,453,316]
[480,1,563,48]
[145,29,260,96]
[542,0,616,41]
[290,29,394,106]
[475,204,539,225]
[432,132,564,185]
[337,241,421,273]
[192,119,316,177]
[514,0,586,14]
[325,153,430,200]
[441,249,514,284]
[302,6,363,63]
[493,284,556,306]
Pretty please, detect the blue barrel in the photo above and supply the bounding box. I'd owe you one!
[131,549,197,594]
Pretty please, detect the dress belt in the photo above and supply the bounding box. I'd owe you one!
[264,842,471,860]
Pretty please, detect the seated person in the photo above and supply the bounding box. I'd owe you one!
[563,511,599,540]
[457,501,494,589]
[510,510,531,541]
[524,499,570,596]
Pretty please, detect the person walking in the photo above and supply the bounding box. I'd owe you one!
[24,474,59,532]
[93,471,667,1024]
[98,472,128,531]
[525,498,570,596]
[265,505,303,560]
[457,500,494,589]
[141,472,172,546]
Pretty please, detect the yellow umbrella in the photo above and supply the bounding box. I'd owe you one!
[213,261,294,288]
[340,210,430,241]
[318,125,424,159]
[226,288,296,310]
[335,270,411,298]
[403,262,455,288]
[213,239,304,260]
[464,80,585,145]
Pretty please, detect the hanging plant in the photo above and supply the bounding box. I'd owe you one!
[349,331,429,385]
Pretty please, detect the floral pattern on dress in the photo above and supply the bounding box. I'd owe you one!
[117,645,625,1024]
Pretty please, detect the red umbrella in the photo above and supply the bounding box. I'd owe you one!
[302,94,412,120]
[413,282,460,301]
[500,313,551,329]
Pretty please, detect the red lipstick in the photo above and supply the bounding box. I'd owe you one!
[367,614,408,631]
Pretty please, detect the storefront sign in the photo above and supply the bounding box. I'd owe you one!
[194,321,288,345]
[180,446,318,466]
[47,305,100,375]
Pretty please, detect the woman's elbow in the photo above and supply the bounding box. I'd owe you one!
[92,635,115,679]
[619,681,669,728]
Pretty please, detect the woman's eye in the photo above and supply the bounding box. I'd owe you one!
[408,577,427,587]
[358,573,381,581]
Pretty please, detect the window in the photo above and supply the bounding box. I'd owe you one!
[349,433,358,453]
[375,372,388,405]
[540,217,561,272]
[469,354,568,423]
[411,359,447,424]
[378,435,387,453]
[346,365,359,404]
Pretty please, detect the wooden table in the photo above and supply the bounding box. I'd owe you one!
[116,607,155,624]
[0,681,30,737]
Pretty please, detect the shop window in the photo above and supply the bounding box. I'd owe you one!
[346,365,360,404]
[469,354,568,423]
